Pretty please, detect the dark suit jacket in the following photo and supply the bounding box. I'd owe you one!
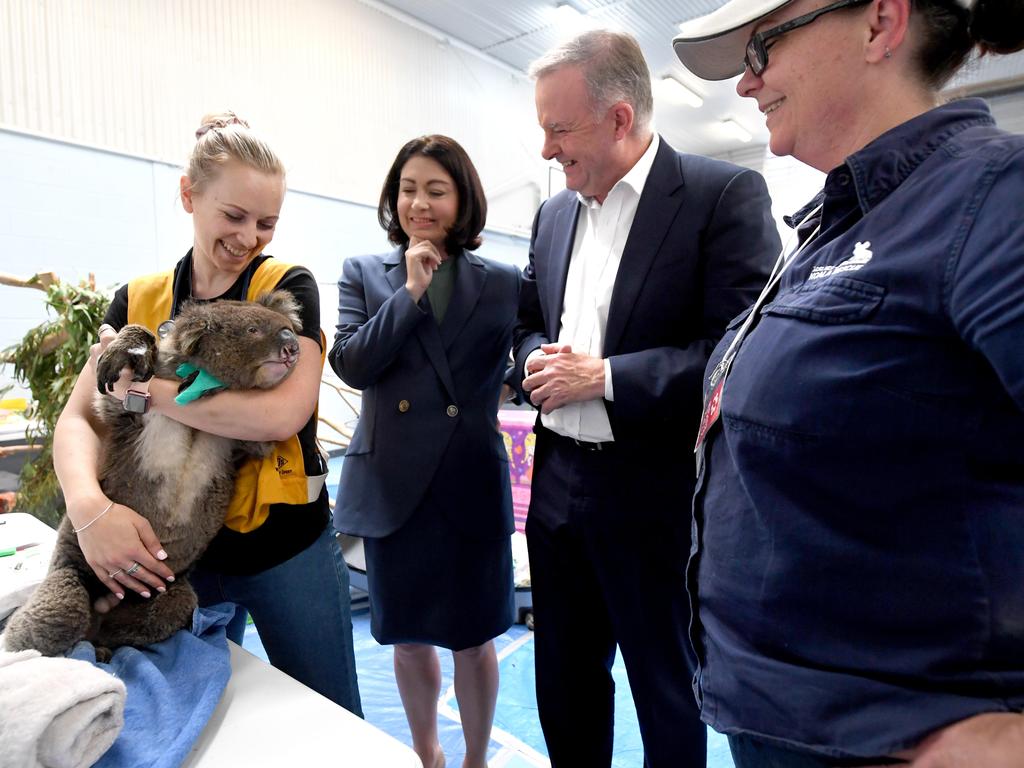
[331,247,520,539]
[514,138,780,496]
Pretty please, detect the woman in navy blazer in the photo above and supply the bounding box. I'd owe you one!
[330,135,519,768]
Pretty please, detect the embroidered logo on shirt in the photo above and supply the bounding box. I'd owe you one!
[276,455,293,476]
[808,241,873,281]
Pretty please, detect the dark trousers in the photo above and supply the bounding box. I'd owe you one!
[190,526,363,716]
[526,428,706,768]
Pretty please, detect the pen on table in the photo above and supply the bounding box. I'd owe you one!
[0,542,40,557]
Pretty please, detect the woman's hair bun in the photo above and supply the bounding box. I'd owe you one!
[970,0,1024,55]
[195,111,250,140]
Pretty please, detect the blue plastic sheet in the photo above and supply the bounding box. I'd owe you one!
[243,605,734,767]
[318,454,734,766]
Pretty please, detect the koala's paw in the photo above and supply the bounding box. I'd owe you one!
[96,324,158,396]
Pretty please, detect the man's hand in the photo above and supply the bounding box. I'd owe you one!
[891,713,1024,768]
[522,343,605,414]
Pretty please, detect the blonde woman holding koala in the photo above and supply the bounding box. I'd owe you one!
[50,112,362,715]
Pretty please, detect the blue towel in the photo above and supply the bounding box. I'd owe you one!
[68,603,234,768]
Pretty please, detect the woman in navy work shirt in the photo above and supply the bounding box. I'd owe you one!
[672,0,1024,765]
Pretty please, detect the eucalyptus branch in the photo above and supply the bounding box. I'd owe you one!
[37,330,70,357]
[321,377,362,416]
[0,271,60,292]
[2,276,111,525]
[318,415,354,440]
[0,445,37,458]
[321,378,362,398]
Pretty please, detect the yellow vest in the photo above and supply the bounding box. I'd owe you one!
[127,258,328,533]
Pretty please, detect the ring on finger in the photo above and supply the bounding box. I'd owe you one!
[125,561,142,576]
[108,568,124,578]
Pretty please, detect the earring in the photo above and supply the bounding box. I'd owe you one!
[884,47,892,58]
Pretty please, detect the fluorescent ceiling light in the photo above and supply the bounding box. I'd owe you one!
[658,76,703,108]
[555,3,583,22]
[720,119,752,142]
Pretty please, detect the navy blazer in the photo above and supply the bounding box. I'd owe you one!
[331,247,520,539]
[514,138,780,455]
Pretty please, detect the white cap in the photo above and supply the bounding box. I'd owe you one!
[673,0,797,80]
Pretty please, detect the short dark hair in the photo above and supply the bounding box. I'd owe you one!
[378,135,487,252]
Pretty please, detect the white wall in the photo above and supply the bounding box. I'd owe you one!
[0,0,544,437]
[0,0,544,235]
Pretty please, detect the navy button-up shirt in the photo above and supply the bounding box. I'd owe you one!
[689,99,1024,759]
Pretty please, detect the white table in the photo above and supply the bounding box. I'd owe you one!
[184,642,421,767]
[0,512,57,622]
[0,512,419,767]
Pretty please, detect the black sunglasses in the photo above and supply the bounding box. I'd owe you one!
[745,0,873,76]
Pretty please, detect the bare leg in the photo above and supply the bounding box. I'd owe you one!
[453,641,498,768]
[394,643,445,768]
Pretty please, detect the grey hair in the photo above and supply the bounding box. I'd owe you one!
[186,111,285,194]
[528,29,653,134]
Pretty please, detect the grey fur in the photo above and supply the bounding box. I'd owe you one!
[4,290,302,658]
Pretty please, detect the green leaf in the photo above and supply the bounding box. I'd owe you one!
[4,276,112,522]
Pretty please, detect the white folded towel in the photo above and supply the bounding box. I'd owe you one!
[0,648,126,768]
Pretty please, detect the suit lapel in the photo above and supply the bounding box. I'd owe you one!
[440,251,486,350]
[545,198,580,341]
[603,141,685,355]
[383,247,406,294]
[385,246,458,402]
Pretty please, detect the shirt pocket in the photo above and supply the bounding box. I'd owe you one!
[762,276,885,324]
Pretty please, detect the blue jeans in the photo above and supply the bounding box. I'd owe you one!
[190,526,363,717]
[729,735,906,767]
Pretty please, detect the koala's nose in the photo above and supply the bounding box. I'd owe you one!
[278,328,300,363]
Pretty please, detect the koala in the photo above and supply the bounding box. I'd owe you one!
[3,290,303,659]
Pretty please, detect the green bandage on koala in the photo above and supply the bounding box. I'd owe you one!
[175,363,227,405]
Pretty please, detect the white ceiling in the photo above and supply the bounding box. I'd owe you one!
[366,0,1024,158]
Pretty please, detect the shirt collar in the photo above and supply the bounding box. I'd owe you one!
[841,98,994,214]
[785,98,995,229]
[577,133,660,209]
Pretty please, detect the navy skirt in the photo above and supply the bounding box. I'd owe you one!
[363,493,514,652]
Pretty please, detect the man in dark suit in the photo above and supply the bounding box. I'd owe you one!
[513,29,781,768]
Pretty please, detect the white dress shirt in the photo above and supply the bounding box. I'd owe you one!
[537,134,660,442]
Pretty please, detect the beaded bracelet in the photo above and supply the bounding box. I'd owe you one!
[73,501,115,534]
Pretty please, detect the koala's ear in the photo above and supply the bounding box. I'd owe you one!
[173,314,209,357]
[256,290,302,331]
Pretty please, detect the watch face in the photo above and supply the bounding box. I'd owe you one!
[123,391,150,414]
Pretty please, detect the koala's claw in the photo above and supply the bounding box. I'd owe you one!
[96,324,158,396]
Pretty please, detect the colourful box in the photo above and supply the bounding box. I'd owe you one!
[498,409,537,534]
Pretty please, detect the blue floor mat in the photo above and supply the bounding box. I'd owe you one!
[291,454,734,765]
[242,607,734,767]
